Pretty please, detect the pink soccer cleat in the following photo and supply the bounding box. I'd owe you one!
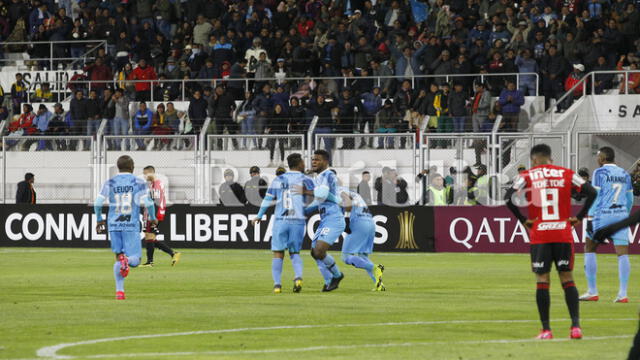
[570,327,583,339]
[118,254,129,278]
[614,296,629,303]
[536,330,553,340]
[115,291,126,300]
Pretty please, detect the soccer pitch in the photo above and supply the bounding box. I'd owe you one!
[1,248,637,360]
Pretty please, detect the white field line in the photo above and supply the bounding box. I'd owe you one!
[33,318,636,359]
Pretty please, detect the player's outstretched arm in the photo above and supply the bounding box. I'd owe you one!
[593,210,640,242]
[253,193,275,225]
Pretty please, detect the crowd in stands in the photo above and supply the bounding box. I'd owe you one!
[1,0,640,147]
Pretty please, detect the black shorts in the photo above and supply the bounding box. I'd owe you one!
[530,243,574,274]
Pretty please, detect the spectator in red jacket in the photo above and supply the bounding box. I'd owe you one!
[83,57,113,92]
[128,59,158,101]
[560,63,585,111]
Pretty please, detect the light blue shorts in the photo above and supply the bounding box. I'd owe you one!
[271,221,306,253]
[342,217,375,255]
[312,216,346,248]
[109,231,142,258]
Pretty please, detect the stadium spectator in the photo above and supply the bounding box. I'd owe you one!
[561,63,586,111]
[357,171,373,205]
[187,89,208,135]
[592,55,614,94]
[48,103,69,150]
[470,82,491,132]
[7,104,35,150]
[84,57,112,92]
[110,89,130,150]
[376,99,399,149]
[218,169,246,206]
[423,174,454,206]
[375,167,409,206]
[617,55,640,94]
[266,103,289,167]
[151,103,173,150]
[449,82,468,132]
[16,172,36,204]
[32,104,52,151]
[85,89,101,149]
[128,59,158,101]
[10,73,27,115]
[31,82,54,103]
[244,166,268,207]
[211,85,238,149]
[498,80,525,131]
[133,102,153,150]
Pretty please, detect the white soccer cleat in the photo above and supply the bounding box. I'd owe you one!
[579,292,599,301]
[614,296,629,303]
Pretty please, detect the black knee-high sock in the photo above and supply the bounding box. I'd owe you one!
[536,282,551,331]
[562,281,580,328]
[628,320,640,360]
[146,241,155,263]
[155,241,175,257]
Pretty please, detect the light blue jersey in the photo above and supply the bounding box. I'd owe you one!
[341,188,375,255]
[266,171,315,223]
[315,169,343,219]
[97,173,150,232]
[590,164,633,244]
[257,171,314,253]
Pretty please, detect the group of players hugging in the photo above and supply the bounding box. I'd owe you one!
[94,143,640,353]
[94,150,384,299]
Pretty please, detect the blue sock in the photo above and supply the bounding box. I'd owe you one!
[290,254,303,279]
[315,259,333,285]
[322,254,342,278]
[584,252,597,294]
[359,254,376,283]
[272,258,283,286]
[342,253,375,281]
[618,255,630,298]
[114,261,124,292]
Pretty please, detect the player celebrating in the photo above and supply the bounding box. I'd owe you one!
[580,147,633,303]
[505,144,596,340]
[339,187,385,291]
[94,155,157,300]
[252,153,314,293]
[141,165,181,267]
[306,150,345,292]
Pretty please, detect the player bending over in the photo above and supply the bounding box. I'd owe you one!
[252,153,314,293]
[594,209,640,359]
[339,186,385,291]
[141,165,181,267]
[580,147,633,303]
[95,155,157,300]
[305,150,345,292]
[504,144,596,340]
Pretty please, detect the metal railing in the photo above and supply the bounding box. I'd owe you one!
[20,72,540,103]
[1,40,107,70]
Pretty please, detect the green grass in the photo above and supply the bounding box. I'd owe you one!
[0,248,637,360]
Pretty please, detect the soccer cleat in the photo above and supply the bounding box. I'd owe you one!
[115,291,125,300]
[140,261,154,267]
[324,273,345,292]
[535,330,553,340]
[293,278,303,293]
[171,252,181,266]
[373,264,385,291]
[570,327,583,339]
[273,285,282,294]
[614,296,629,303]
[579,293,599,301]
[118,254,129,278]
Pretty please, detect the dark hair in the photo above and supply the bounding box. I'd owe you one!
[25,172,34,181]
[329,169,337,175]
[597,146,614,162]
[530,144,552,158]
[117,155,134,172]
[362,171,370,175]
[143,165,155,172]
[314,149,330,161]
[287,153,303,169]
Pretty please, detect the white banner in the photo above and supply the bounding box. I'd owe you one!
[0,70,81,94]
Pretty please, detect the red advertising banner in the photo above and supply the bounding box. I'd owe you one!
[433,206,640,254]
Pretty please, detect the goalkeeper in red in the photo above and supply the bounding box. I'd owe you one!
[504,144,596,340]
[141,165,180,267]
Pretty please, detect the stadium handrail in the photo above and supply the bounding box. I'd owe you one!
[1,40,107,70]
[588,70,640,95]
[21,72,540,101]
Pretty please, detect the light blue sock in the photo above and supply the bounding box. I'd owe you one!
[315,259,333,285]
[618,255,630,298]
[359,254,377,283]
[322,254,342,278]
[342,253,375,281]
[584,252,598,294]
[114,261,124,292]
[290,254,303,279]
[272,258,283,286]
